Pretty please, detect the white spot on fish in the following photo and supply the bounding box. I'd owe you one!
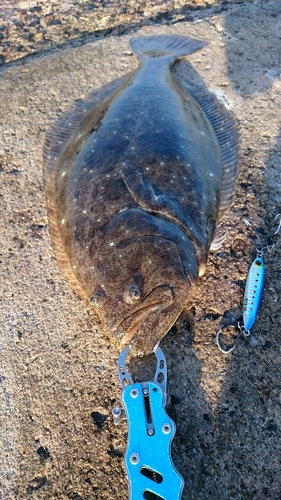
[73,265,76,269]
[110,242,114,246]
[209,173,214,177]
[61,171,66,177]
[106,174,110,178]
[83,210,86,214]
[61,219,65,224]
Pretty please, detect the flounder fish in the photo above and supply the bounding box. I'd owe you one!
[43,35,239,355]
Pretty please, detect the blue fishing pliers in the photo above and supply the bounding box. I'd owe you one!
[112,345,184,500]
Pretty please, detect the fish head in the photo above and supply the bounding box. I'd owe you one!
[89,233,194,355]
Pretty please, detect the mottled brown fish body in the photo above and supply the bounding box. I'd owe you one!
[44,35,239,355]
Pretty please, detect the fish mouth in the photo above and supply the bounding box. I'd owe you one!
[116,285,174,345]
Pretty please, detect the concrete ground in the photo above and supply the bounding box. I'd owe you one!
[1,0,281,499]
[0,0,254,65]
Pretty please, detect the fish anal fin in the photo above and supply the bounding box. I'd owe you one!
[175,76,239,219]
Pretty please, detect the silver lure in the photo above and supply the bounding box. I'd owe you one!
[216,215,281,354]
[216,255,265,354]
[239,256,265,335]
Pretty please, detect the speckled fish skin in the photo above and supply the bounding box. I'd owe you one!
[43,35,239,355]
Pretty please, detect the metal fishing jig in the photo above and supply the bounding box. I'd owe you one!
[238,256,265,336]
[112,345,184,500]
[216,214,281,354]
[216,256,265,355]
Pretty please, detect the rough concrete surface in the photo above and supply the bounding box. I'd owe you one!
[1,0,281,499]
[0,0,253,65]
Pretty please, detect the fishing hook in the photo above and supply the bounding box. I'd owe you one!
[216,326,236,354]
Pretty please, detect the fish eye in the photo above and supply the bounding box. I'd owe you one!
[124,284,141,305]
[90,289,106,307]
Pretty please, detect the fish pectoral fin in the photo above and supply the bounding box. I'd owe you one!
[121,164,159,208]
[121,165,209,259]
[210,228,227,251]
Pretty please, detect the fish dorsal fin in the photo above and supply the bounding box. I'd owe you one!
[43,74,132,175]
[175,77,239,219]
[43,74,133,298]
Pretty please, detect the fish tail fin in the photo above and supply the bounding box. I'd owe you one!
[130,35,207,62]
